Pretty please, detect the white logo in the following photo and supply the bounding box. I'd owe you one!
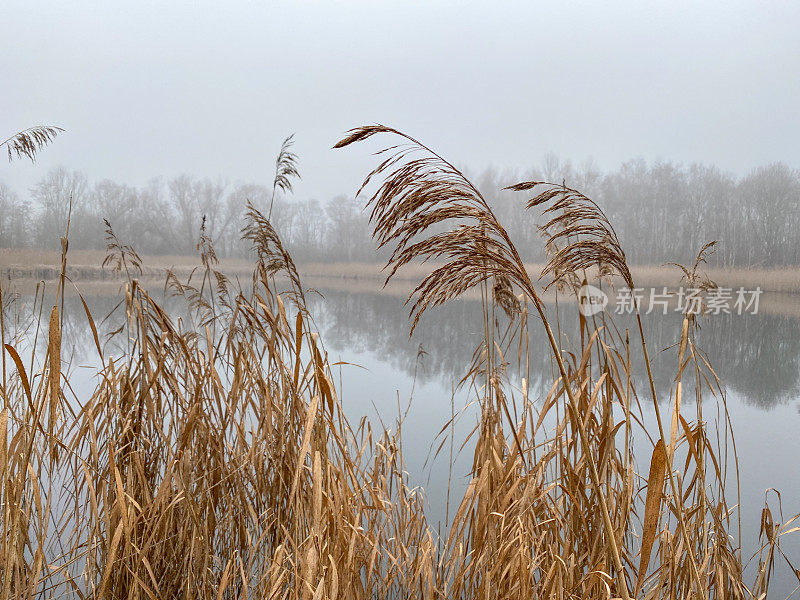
[578,284,608,316]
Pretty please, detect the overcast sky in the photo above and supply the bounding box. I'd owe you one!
[2,1,799,201]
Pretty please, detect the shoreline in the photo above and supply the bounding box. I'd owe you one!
[299,261,800,295]
[1,249,799,306]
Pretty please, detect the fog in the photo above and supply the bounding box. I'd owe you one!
[2,159,799,267]
[3,0,800,205]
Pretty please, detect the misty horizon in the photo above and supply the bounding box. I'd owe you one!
[4,1,800,201]
[2,154,798,269]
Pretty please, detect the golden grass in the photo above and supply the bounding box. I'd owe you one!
[0,127,797,599]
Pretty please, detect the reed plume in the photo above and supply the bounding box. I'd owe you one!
[268,134,300,220]
[335,125,536,332]
[2,126,63,163]
[506,180,634,289]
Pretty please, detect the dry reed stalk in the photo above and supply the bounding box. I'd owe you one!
[336,126,638,598]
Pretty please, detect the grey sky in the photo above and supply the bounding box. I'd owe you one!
[3,0,799,201]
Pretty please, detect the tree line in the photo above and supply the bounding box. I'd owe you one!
[483,156,800,267]
[0,157,798,267]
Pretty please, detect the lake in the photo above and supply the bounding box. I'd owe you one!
[309,282,800,598]
[10,277,800,597]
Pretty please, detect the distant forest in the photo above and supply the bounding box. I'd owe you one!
[1,157,798,267]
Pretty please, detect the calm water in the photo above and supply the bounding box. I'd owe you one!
[13,282,800,597]
[309,285,800,597]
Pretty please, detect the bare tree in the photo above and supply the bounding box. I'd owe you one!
[0,182,31,247]
[31,168,89,249]
[325,195,372,261]
[738,163,800,266]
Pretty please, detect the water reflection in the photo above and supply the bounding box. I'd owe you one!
[308,286,800,597]
[7,283,799,410]
[311,288,800,410]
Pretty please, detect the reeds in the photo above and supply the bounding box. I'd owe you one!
[335,124,797,598]
[0,127,796,599]
[2,126,63,163]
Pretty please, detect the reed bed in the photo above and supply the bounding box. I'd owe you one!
[0,126,797,599]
